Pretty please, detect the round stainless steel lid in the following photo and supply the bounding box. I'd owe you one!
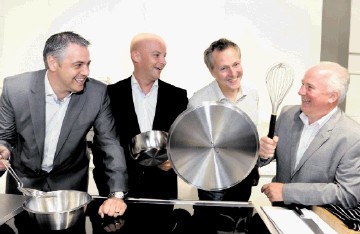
[167,101,259,191]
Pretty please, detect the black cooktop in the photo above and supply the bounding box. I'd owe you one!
[0,197,270,234]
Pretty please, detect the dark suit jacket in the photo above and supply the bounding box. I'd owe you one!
[0,70,128,194]
[94,76,188,199]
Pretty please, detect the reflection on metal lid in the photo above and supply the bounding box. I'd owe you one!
[167,101,259,191]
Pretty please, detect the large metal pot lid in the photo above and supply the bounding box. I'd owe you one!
[167,101,259,191]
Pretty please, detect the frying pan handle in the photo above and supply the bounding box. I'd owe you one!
[267,114,277,139]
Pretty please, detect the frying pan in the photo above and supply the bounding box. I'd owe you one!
[167,101,259,191]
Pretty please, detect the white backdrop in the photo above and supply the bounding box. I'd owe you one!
[0,0,323,134]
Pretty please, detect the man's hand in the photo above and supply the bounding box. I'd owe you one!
[157,159,171,171]
[0,145,11,171]
[261,182,284,202]
[259,136,279,160]
[98,197,127,218]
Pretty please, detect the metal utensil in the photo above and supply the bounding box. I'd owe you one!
[293,208,325,234]
[1,160,53,197]
[129,130,168,166]
[167,101,259,191]
[265,62,294,138]
[23,190,91,230]
[91,195,254,207]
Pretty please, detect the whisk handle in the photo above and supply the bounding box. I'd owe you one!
[267,114,277,139]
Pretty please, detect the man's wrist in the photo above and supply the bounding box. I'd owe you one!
[108,191,126,199]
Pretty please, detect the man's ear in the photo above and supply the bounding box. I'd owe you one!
[131,51,141,63]
[47,55,58,71]
[329,91,339,103]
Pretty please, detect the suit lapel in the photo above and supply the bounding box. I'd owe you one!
[55,88,86,157]
[125,77,141,134]
[29,70,47,158]
[153,80,163,129]
[290,114,303,176]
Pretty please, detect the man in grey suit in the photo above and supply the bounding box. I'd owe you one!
[259,61,360,209]
[0,31,128,217]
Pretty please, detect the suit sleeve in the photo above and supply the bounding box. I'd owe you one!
[0,77,17,149]
[91,89,128,194]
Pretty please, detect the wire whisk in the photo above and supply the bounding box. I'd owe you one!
[265,63,294,138]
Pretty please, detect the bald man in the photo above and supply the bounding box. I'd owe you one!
[93,32,188,200]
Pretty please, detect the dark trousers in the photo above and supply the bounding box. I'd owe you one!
[192,166,258,232]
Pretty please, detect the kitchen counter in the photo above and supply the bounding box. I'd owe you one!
[0,193,276,234]
[0,194,28,225]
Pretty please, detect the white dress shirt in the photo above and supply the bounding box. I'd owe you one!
[131,75,158,132]
[42,74,72,172]
[295,106,338,168]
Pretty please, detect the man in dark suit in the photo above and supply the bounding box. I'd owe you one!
[0,31,128,218]
[93,33,188,232]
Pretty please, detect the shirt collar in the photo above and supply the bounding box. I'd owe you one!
[131,74,159,92]
[299,106,338,126]
[45,71,72,101]
[45,71,55,97]
[213,81,247,102]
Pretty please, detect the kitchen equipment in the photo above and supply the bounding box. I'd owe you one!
[167,101,259,191]
[129,130,168,166]
[265,62,294,138]
[1,160,53,197]
[293,207,325,234]
[91,195,255,207]
[2,194,260,234]
[23,190,91,230]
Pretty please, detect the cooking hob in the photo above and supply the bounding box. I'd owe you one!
[0,196,270,234]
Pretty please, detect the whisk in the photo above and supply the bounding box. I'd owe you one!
[266,63,294,138]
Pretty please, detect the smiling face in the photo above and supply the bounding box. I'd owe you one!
[298,66,338,124]
[210,47,243,94]
[47,43,91,99]
[132,35,167,84]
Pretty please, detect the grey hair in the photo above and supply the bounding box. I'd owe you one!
[203,38,241,71]
[321,62,350,104]
[43,31,90,69]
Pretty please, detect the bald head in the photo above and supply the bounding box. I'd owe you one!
[129,33,167,84]
[130,33,166,53]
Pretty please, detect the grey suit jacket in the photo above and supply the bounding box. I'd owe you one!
[0,69,128,194]
[262,105,360,209]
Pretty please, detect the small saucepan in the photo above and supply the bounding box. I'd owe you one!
[129,130,168,166]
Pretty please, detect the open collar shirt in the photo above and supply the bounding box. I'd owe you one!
[295,106,338,168]
[42,72,72,172]
[188,80,259,125]
[131,75,158,132]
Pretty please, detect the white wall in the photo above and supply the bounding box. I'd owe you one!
[0,0,323,135]
[0,0,323,200]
